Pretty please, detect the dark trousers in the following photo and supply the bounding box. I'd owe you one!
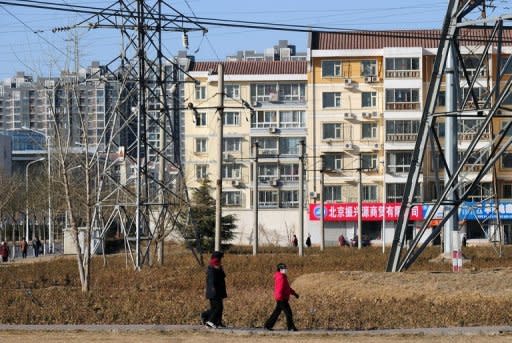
[202,298,223,325]
[265,300,296,330]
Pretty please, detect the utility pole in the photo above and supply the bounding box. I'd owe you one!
[215,63,224,252]
[320,155,325,251]
[357,153,362,249]
[252,142,259,255]
[444,42,459,257]
[298,140,305,256]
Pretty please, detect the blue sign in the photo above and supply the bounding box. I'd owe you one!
[423,200,512,221]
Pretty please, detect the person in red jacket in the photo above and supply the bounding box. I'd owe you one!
[264,263,299,331]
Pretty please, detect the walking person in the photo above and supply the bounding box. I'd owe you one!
[0,241,8,262]
[264,263,299,331]
[305,233,311,248]
[292,234,298,248]
[201,251,227,329]
[32,237,42,257]
[20,238,28,259]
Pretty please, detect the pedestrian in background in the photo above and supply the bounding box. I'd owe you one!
[264,263,299,331]
[20,238,28,258]
[305,234,312,248]
[0,241,9,262]
[292,234,298,248]
[201,251,227,329]
[32,237,42,257]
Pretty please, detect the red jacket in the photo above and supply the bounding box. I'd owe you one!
[273,271,296,301]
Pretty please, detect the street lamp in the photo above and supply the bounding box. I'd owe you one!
[26,157,45,242]
[22,127,53,253]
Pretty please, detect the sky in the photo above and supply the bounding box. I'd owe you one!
[0,0,505,80]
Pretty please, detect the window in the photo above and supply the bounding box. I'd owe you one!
[223,191,241,206]
[322,60,342,77]
[386,183,405,202]
[195,85,206,100]
[253,137,278,156]
[259,190,278,208]
[322,92,341,108]
[224,111,240,126]
[503,184,512,198]
[251,83,278,102]
[363,185,377,201]
[323,154,343,170]
[385,88,420,110]
[280,137,302,156]
[280,111,305,128]
[223,137,241,152]
[324,185,342,202]
[279,84,306,102]
[502,153,512,168]
[195,138,207,153]
[323,123,343,139]
[461,87,489,103]
[224,84,240,99]
[280,190,299,208]
[223,164,241,179]
[280,164,299,182]
[195,112,207,127]
[385,57,420,78]
[362,92,377,107]
[361,153,377,170]
[258,164,278,183]
[501,121,512,136]
[362,123,377,139]
[196,164,208,180]
[386,120,420,135]
[252,111,277,128]
[387,151,413,173]
[437,91,446,107]
[360,60,377,76]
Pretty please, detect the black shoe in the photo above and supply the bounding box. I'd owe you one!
[217,323,227,328]
[264,326,273,331]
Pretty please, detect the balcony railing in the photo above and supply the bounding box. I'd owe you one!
[458,132,490,141]
[385,102,421,111]
[386,133,418,142]
[385,70,421,78]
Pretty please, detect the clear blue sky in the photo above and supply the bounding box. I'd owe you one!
[0,0,501,79]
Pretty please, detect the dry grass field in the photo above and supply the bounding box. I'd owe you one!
[1,244,512,330]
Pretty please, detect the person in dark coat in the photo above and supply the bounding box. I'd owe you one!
[292,234,298,247]
[201,251,227,328]
[20,238,28,258]
[32,237,42,257]
[0,241,8,262]
[305,234,312,248]
[264,263,299,331]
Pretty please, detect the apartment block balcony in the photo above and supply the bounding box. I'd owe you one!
[386,133,418,142]
[385,70,421,78]
[385,102,421,111]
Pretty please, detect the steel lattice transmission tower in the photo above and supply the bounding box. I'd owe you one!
[60,1,206,268]
[387,0,512,272]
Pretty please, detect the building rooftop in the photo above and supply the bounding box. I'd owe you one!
[310,28,512,50]
[189,60,307,75]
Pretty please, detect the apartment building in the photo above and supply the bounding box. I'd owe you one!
[307,30,512,246]
[184,60,307,245]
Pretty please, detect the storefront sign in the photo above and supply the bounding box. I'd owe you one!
[308,203,423,222]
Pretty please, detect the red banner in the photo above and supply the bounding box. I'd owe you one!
[308,203,423,222]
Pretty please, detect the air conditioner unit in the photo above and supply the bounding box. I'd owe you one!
[270,179,280,187]
[344,78,353,87]
[224,153,235,161]
[372,111,379,118]
[251,101,259,107]
[344,142,353,149]
[364,76,374,83]
[268,127,279,134]
[309,191,319,199]
[362,112,370,118]
[232,180,241,187]
[373,143,381,149]
[344,112,354,119]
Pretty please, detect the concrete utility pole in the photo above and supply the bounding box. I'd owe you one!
[357,153,363,249]
[444,43,459,256]
[215,63,224,252]
[298,140,305,256]
[320,155,325,251]
[252,142,259,255]
[26,158,45,241]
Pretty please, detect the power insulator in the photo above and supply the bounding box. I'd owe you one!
[182,32,189,49]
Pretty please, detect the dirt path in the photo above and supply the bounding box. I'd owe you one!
[2,331,512,343]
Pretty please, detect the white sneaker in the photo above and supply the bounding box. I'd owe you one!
[206,321,217,329]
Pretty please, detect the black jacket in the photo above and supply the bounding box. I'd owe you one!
[205,265,227,299]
